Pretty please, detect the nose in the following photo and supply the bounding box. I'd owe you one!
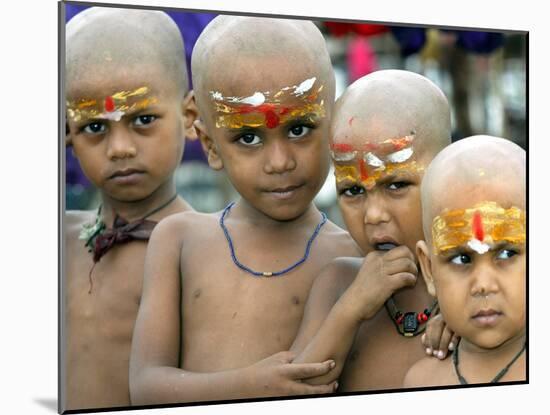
[470,261,500,298]
[263,139,296,174]
[363,192,390,225]
[106,125,137,160]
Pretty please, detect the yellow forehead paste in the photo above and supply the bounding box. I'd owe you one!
[334,159,424,190]
[67,86,157,123]
[209,78,325,129]
[432,201,526,255]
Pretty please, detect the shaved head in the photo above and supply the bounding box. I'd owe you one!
[191,15,335,118]
[66,7,188,97]
[421,135,526,242]
[332,69,451,160]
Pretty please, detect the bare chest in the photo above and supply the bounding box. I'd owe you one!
[179,234,329,370]
[65,240,146,345]
[340,309,427,391]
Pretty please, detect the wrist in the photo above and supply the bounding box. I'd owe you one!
[334,290,365,326]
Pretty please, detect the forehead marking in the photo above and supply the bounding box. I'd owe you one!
[473,211,485,242]
[104,96,115,112]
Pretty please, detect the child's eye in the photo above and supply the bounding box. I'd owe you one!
[134,114,156,126]
[82,121,107,134]
[387,181,410,191]
[288,125,311,139]
[496,248,518,260]
[450,253,472,265]
[237,133,262,146]
[341,185,365,197]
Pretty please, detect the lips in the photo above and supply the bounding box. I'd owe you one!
[370,236,399,251]
[109,168,143,179]
[471,309,503,327]
[108,168,145,184]
[264,183,304,200]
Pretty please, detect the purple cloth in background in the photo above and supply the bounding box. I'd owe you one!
[390,27,426,57]
[65,4,215,187]
[390,26,504,57]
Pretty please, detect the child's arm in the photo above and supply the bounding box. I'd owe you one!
[129,217,337,405]
[291,246,418,385]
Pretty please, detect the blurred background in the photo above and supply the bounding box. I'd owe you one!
[65,4,527,227]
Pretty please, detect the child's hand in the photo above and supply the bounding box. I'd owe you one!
[421,313,460,359]
[345,246,418,321]
[246,351,338,396]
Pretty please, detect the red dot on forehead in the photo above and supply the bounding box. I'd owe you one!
[331,143,355,152]
[472,210,485,241]
[265,110,279,129]
[359,159,369,181]
[104,96,115,112]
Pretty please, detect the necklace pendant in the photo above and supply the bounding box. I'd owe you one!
[403,312,418,334]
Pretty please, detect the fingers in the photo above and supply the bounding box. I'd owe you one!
[293,380,338,395]
[388,272,417,292]
[285,359,336,380]
[449,334,461,352]
[384,245,416,262]
[423,314,444,355]
[422,314,457,359]
[434,326,455,359]
[272,350,296,364]
[384,257,418,277]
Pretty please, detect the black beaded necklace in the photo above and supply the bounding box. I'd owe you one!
[452,342,526,384]
[384,296,438,337]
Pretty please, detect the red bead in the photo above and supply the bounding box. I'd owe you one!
[396,315,404,324]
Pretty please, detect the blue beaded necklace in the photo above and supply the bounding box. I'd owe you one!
[219,202,328,277]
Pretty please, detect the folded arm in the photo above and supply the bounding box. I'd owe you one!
[292,248,418,385]
[129,217,336,405]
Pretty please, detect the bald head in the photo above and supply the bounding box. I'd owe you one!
[66,7,188,97]
[191,16,335,116]
[421,135,526,242]
[332,70,451,159]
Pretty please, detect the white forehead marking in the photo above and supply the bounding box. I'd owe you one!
[467,239,490,255]
[365,152,385,168]
[293,77,316,96]
[210,91,223,101]
[386,147,413,163]
[230,92,266,106]
[331,151,357,162]
[97,110,125,122]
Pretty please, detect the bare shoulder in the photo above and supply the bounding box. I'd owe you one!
[65,210,96,240]
[403,356,453,388]
[319,219,363,257]
[151,210,220,244]
[313,256,363,299]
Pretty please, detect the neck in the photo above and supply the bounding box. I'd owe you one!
[99,178,182,225]
[392,270,433,311]
[231,198,321,231]
[456,329,526,383]
[460,329,526,358]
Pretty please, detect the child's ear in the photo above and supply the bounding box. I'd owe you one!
[194,119,223,170]
[416,240,437,297]
[181,90,199,141]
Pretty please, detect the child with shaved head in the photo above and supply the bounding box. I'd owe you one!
[289,70,453,390]
[129,15,362,404]
[403,135,526,387]
[64,7,197,411]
